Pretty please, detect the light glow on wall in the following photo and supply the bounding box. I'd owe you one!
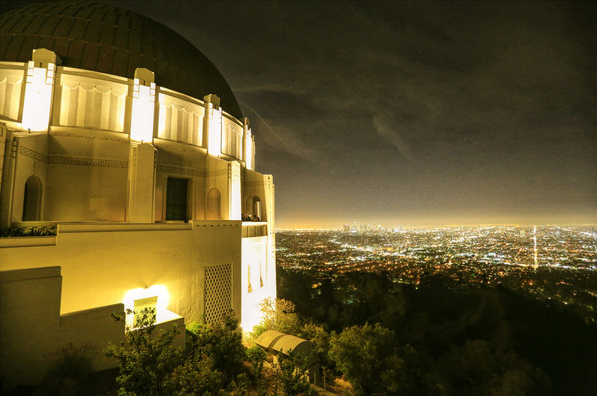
[22,62,54,132]
[130,79,156,142]
[230,162,241,220]
[123,285,171,327]
[207,106,222,156]
[245,129,253,170]
[242,300,263,332]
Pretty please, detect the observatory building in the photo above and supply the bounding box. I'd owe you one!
[0,1,276,386]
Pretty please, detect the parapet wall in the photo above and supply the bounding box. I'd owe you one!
[0,266,124,387]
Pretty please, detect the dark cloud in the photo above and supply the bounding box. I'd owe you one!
[6,0,594,226]
[116,0,597,227]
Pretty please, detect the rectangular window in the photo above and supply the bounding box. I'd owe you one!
[166,177,188,221]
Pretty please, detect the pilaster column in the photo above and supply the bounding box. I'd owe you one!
[127,143,156,223]
[127,68,157,223]
[242,117,254,170]
[203,94,222,157]
[227,161,241,220]
[21,49,60,132]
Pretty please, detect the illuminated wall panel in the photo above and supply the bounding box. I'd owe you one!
[130,78,156,142]
[222,117,243,158]
[56,75,127,131]
[22,62,55,132]
[0,66,25,121]
[157,92,204,146]
[229,161,241,220]
[207,106,222,156]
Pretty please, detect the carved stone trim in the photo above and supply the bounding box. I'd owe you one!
[48,157,128,168]
[208,169,227,177]
[19,146,48,163]
[156,164,206,177]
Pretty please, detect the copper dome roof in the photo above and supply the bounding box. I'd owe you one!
[0,0,242,119]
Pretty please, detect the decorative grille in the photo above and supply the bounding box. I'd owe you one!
[204,263,232,324]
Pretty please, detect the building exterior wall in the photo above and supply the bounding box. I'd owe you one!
[0,267,126,387]
[0,47,276,387]
[0,221,242,321]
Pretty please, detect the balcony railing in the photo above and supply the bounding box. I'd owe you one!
[242,222,267,238]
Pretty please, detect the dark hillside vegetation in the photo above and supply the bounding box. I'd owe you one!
[278,268,597,395]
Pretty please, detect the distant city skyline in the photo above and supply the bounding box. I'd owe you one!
[4,1,594,228]
[279,214,596,231]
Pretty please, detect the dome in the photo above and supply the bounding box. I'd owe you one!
[0,0,243,119]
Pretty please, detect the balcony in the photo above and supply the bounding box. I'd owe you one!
[242,222,267,238]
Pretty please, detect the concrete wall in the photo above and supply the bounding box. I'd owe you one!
[0,221,242,323]
[0,266,125,387]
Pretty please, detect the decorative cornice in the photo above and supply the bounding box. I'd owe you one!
[48,157,128,168]
[19,146,49,163]
[18,145,130,168]
[208,169,228,177]
[157,164,206,177]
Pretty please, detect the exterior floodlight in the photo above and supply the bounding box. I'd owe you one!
[123,285,170,327]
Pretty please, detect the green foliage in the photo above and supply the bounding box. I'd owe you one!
[0,226,57,237]
[165,353,224,395]
[47,342,97,379]
[436,340,551,396]
[186,310,246,384]
[245,346,267,395]
[246,346,267,380]
[329,323,403,396]
[258,297,302,335]
[106,308,182,396]
[274,351,318,396]
[31,343,98,396]
[251,323,268,339]
[296,322,333,374]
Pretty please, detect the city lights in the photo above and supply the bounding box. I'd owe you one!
[276,225,597,321]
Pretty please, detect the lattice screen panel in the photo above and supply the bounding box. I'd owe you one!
[204,263,232,324]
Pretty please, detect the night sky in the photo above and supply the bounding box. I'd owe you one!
[4,1,597,228]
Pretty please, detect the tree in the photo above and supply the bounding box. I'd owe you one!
[273,351,318,396]
[436,340,550,396]
[246,346,267,395]
[186,310,246,385]
[329,323,404,395]
[106,308,183,396]
[256,297,302,336]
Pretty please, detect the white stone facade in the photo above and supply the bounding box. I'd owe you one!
[0,47,276,386]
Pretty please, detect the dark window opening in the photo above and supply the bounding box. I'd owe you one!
[166,177,188,221]
[22,176,42,221]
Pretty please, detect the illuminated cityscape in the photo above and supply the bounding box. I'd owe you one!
[277,225,597,322]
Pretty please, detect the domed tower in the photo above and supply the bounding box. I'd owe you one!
[0,1,275,387]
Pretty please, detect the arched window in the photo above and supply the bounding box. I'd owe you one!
[206,188,221,220]
[245,195,262,221]
[22,176,42,221]
[253,197,262,220]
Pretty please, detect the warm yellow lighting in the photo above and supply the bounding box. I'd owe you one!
[245,129,253,170]
[242,300,263,332]
[22,62,54,132]
[207,105,222,156]
[130,79,156,142]
[123,285,170,327]
[230,162,241,220]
